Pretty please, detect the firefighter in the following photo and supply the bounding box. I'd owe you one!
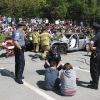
[40,27,54,60]
[31,28,40,53]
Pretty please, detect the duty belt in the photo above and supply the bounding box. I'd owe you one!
[92,51,97,58]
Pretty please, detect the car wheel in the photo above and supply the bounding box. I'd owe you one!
[85,43,90,51]
[58,45,66,54]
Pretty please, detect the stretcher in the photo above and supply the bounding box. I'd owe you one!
[0,39,14,58]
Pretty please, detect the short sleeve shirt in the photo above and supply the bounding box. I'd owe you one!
[91,31,100,50]
[46,51,61,64]
[13,29,25,46]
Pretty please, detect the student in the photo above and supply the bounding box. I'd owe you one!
[44,61,60,90]
[60,63,77,96]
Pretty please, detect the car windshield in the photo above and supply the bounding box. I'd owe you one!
[54,34,63,40]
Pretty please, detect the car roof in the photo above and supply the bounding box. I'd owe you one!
[64,32,82,35]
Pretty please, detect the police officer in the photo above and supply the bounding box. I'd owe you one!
[44,46,63,70]
[40,27,53,60]
[13,22,26,84]
[88,22,100,89]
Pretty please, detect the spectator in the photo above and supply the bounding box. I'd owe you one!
[7,16,12,25]
[60,63,77,96]
[44,61,60,90]
[0,15,2,23]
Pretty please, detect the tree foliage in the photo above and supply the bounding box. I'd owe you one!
[0,0,100,24]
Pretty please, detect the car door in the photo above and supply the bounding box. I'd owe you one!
[68,34,78,50]
[78,34,86,49]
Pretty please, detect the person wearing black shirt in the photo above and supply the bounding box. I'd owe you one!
[44,46,63,71]
[88,22,100,90]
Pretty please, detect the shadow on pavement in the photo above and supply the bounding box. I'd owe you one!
[28,54,34,58]
[37,80,62,96]
[36,69,45,75]
[76,78,89,88]
[84,54,91,57]
[37,80,46,90]
[0,69,14,79]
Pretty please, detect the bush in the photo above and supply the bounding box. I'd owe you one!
[0,34,9,43]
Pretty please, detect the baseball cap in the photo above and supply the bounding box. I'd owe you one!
[51,46,57,52]
[93,22,100,30]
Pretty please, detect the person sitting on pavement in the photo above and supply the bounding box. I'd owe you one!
[60,63,77,96]
[44,61,60,90]
[44,46,63,71]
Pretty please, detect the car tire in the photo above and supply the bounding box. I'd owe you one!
[58,45,66,54]
[85,43,90,51]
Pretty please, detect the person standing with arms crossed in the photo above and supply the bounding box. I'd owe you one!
[13,22,26,84]
[88,22,100,90]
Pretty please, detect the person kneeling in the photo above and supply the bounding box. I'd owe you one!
[44,61,60,90]
[44,46,63,71]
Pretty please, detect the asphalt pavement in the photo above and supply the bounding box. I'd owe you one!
[0,50,100,100]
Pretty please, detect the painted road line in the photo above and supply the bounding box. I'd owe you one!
[0,67,90,100]
[74,67,90,72]
[23,81,56,100]
[0,68,55,100]
[61,63,90,73]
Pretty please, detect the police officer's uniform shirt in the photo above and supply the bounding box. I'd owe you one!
[13,29,25,46]
[91,31,100,51]
[46,51,61,64]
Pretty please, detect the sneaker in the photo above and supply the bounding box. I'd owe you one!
[15,79,23,84]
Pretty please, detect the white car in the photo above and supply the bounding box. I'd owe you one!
[50,32,90,54]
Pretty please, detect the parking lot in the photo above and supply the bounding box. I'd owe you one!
[0,50,100,100]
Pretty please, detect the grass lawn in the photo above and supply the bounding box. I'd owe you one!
[0,34,10,43]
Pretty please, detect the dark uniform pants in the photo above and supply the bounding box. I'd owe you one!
[14,47,25,79]
[90,52,100,87]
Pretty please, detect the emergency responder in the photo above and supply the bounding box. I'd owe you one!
[13,22,26,84]
[87,22,100,90]
[44,46,63,70]
[40,27,54,60]
[31,27,40,53]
